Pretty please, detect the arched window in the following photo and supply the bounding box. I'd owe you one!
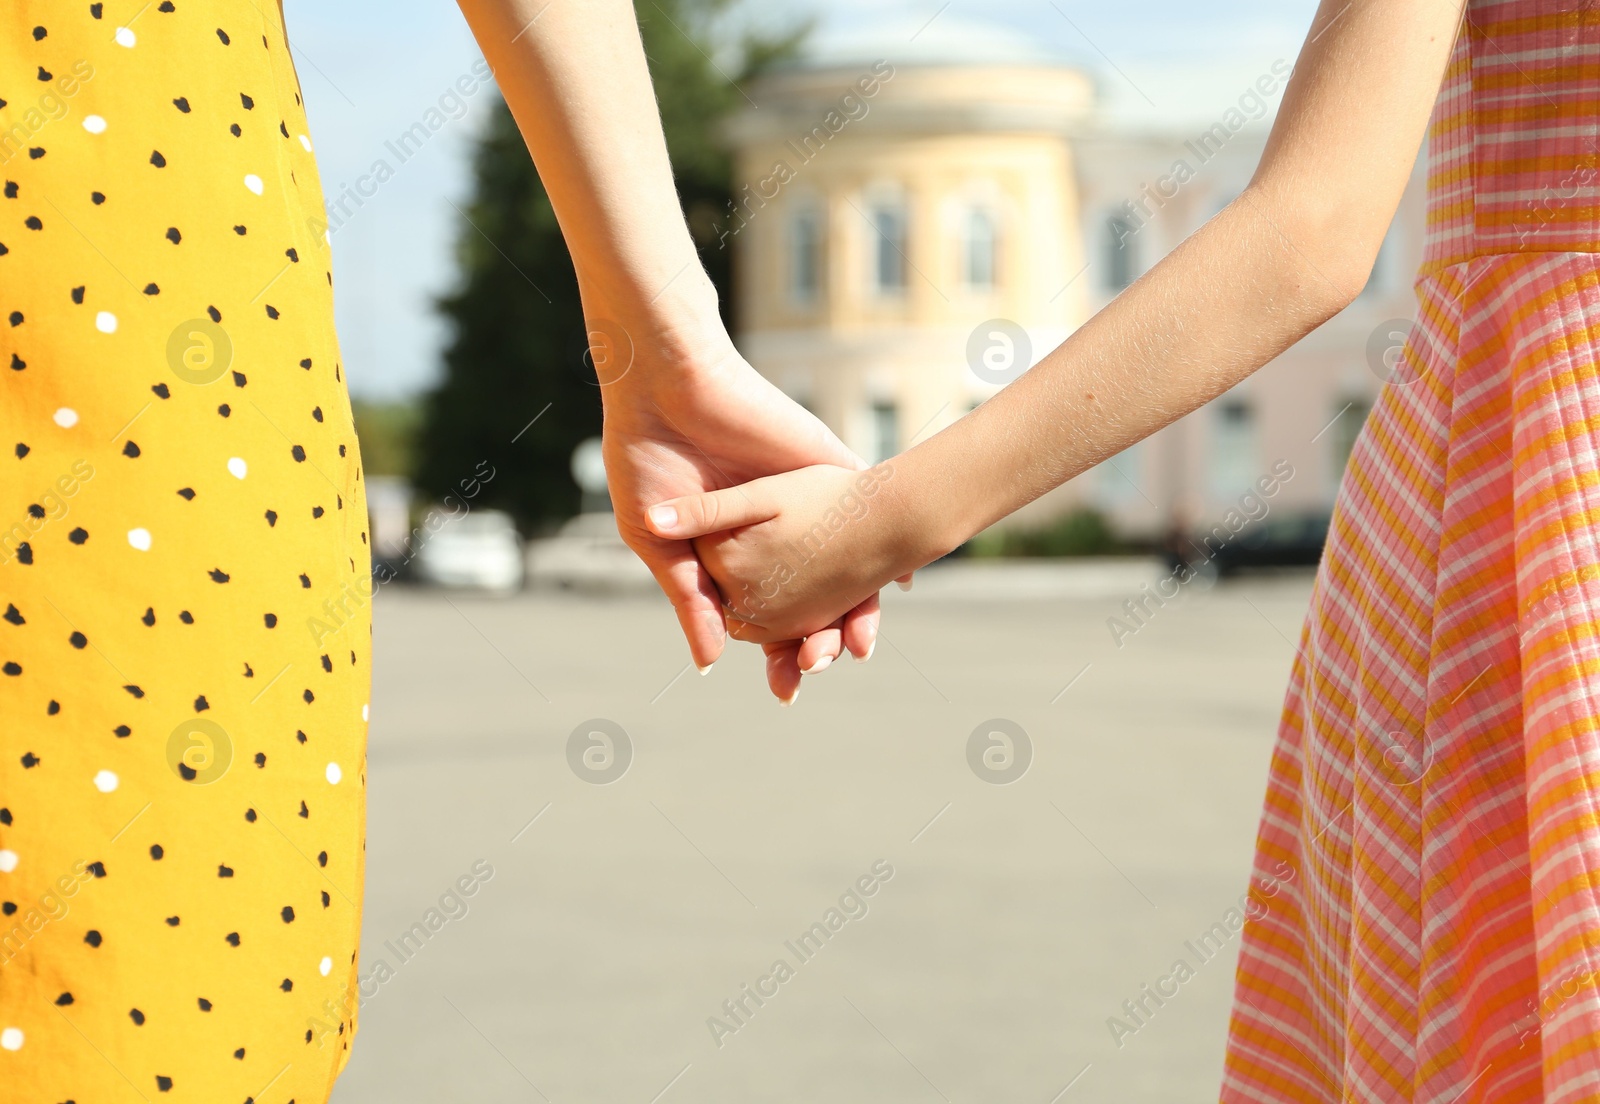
[790,207,822,301]
[1104,214,1139,291]
[870,401,899,462]
[964,208,997,290]
[867,202,908,293]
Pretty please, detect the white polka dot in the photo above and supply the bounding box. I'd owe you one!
[244,174,264,196]
[114,26,136,47]
[95,311,117,334]
[325,762,342,785]
[127,528,151,552]
[94,770,119,793]
[53,407,78,428]
[0,1027,21,1051]
[319,956,333,976]
[82,115,107,134]
[361,704,369,722]
[299,134,313,152]
[0,851,16,874]
[227,457,248,479]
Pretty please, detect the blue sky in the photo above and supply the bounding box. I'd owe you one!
[281,0,1321,400]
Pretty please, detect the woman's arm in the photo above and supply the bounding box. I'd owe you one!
[453,0,885,690]
[646,0,1469,641]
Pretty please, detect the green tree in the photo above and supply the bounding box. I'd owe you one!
[415,0,801,532]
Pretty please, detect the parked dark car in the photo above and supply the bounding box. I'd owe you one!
[1166,511,1331,580]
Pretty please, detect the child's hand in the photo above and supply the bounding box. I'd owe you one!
[646,461,919,671]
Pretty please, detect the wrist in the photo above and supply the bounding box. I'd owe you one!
[872,453,958,577]
[581,270,732,387]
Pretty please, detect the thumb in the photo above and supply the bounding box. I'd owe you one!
[646,482,778,540]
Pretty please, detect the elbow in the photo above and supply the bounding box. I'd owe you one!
[1317,239,1382,318]
[1239,185,1382,319]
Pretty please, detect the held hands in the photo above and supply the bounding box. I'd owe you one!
[596,320,886,698]
[646,461,925,685]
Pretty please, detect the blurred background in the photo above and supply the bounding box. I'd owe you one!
[276,0,1421,1099]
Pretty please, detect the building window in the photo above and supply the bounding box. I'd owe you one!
[868,202,908,294]
[1210,397,1258,499]
[791,207,822,301]
[1104,214,1137,291]
[871,402,899,463]
[964,208,998,290]
[1361,230,1392,297]
[1328,397,1372,484]
[1096,442,1145,505]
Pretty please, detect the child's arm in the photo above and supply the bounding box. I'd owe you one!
[648,0,1466,643]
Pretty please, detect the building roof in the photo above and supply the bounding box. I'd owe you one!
[774,13,1088,72]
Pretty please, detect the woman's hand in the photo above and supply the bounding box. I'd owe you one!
[646,461,927,655]
[597,324,883,697]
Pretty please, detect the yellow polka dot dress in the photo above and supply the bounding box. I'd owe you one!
[0,3,370,1101]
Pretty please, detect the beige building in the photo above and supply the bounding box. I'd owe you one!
[723,19,1427,539]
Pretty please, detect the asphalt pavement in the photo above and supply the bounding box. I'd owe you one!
[329,562,1314,1104]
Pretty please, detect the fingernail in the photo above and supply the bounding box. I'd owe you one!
[648,504,678,531]
[801,654,833,676]
[896,577,913,592]
[780,687,800,707]
[696,661,715,676]
[853,639,876,663]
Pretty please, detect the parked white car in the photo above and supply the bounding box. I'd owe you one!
[413,509,525,594]
[525,512,656,592]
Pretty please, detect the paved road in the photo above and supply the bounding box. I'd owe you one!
[329,565,1314,1104]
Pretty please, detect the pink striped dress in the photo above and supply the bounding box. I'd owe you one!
[1222,3,1600,1101]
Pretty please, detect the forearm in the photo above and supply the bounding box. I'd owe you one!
[895,190,1359,562]
[455,0,718,337]
[882,0,1465,569]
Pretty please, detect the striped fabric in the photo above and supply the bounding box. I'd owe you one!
[1221,4,1600,1102]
